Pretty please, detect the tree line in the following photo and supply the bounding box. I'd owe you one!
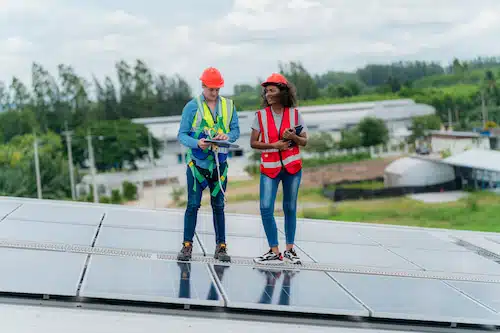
[1,56,500,200]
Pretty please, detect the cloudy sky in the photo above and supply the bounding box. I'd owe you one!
[1,0,500,94]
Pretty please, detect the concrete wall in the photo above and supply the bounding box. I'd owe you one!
[431,136,490,155]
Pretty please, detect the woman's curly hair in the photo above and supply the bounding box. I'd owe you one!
[260,82,297,108]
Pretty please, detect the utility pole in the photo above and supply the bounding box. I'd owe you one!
[87,130,98,203]
[447,108,452,131]
[148,130,156,208]
[481,90,487,128]
[33,131,42,199]
[63,122,76,200]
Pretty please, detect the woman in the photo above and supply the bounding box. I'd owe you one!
[250,73,308,264]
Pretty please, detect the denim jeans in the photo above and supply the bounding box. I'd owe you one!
[183,163,227,245]
[260,169,302,248]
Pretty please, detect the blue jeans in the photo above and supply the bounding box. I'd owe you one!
[260,169,302,248]
[183,164,227,245]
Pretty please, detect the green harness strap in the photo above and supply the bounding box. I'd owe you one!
[211,164,228,197]
[186,150,228,197]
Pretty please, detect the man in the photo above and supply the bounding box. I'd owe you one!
[176,67,240,262]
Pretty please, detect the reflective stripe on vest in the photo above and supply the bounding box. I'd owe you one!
[192,96,233,133]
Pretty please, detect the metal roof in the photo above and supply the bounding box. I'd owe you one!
[430,130,483,138]
[135,99,435,139]
[443,149,500,173]
[0,195,500,331]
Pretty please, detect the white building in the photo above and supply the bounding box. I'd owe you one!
[384,157,455,187]
[429,130,490,156]
[133,98,436,166]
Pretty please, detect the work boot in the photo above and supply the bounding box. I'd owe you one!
[177,241,193,261]
[214,243,231,262]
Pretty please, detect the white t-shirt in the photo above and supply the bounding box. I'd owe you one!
[251,108,308,134]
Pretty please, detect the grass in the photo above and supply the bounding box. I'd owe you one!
[300,191,500,232]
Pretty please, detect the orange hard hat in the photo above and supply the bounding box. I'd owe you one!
[261,73,289,87]
[200,67,224,88]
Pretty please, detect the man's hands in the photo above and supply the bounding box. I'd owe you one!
[198,133,229,150]
[198,138,210,150]
[212,133,228,141]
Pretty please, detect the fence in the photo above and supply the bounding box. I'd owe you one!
[323,179,461,202]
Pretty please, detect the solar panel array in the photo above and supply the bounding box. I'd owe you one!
[0,197,500,328]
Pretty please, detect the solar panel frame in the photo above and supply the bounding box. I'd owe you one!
[389,247,500,275]
[295,241,422,270]
[79,255,225,307]
[210,264,369,316]
[94,226,204,255]
[328,272,500,326]
[7,202,105,226]
[0,248,87,297]
[0,218,98,246]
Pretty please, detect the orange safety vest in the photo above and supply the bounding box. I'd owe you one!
[256,106,302,178]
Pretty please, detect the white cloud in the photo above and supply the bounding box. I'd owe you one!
[2,0,500,95]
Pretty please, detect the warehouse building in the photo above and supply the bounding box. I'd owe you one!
[133,98,436,166]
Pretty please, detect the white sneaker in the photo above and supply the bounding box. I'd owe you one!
[253,249,284,264]
[283,248,302,264]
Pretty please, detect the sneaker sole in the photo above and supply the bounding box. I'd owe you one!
[253,258,285,265]
[284,257,302,265]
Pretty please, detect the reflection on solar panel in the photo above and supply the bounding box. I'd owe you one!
[0,196,500,331]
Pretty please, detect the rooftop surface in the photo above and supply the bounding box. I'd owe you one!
[0,196,499,332]
[443,149,500,173]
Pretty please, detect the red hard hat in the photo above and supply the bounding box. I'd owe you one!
[200,67,224,88]
[261,73,289,87]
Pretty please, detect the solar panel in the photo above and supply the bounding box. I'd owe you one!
[8,202,105,226]
[2,197,500,328]
[100,209,185,231]
[0,219,97,246]
[0,201,21,219]
[446,280,500,313]
[80,255,224,306]
[296,241,420,270]
[0,248,86,296]
[197,233,312,262]
[329,272,500,325]
[94,226,203,255]
[291,221,379,245]
[212,264,368,316]
[357,228,465,251]
[389,247,500,275]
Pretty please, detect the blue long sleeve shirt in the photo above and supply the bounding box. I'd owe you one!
[177,94,240,169]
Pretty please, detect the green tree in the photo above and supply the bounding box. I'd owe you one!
[338,128,362,149]
[408,114,442,143]
[72,119,161,171]
[304,132,335,156]
[357,117,389,147]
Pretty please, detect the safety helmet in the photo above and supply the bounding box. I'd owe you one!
[261,73,289,87]
[200,67,224,88]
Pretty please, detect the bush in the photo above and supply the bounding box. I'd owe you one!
[111,189,123,204]
[99,196,110,204]
[122,181,138,201]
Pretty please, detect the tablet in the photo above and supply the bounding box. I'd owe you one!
[204,139,240,148]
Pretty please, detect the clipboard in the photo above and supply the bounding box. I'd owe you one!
[286,125,303,147]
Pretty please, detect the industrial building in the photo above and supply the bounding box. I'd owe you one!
[428,130,491,155]
[384,149,500,190]
[132,98,435,166]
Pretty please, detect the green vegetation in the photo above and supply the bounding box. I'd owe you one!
[2,55,500,201]
[301,192,500,232]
